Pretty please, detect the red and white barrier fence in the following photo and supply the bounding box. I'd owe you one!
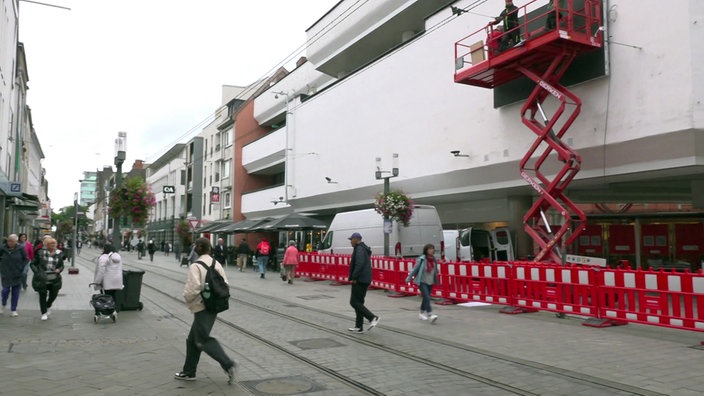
[294,253,704,333]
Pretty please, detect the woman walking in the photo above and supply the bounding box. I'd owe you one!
[281,240,299,285]
[93,244,123,306]
[1,234,28,316]
[405,243,440,323]
[30,237,65,321]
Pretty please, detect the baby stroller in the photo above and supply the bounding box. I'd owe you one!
[89,283,117,323]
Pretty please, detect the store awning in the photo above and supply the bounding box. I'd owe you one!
[196,220,233,233]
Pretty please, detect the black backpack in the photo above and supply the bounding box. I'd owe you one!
[195,260,230,313]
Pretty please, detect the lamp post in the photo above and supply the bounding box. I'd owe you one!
[273,90,291,203]
[67,192,80,274]
[111,132,127,250]
[375,153,399,257]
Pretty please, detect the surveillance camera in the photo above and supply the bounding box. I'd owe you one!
[450,150,460,156]
[274,94,279,99]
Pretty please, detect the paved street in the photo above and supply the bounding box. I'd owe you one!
[1,248,703,395]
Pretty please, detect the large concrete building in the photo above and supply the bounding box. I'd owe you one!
[233,0,704,268]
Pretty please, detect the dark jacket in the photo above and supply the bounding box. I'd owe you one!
[348,242,372,284]
[30,248,65,291]
[213,244,227,263]
[236,241,251,255]
[0,244,28,287]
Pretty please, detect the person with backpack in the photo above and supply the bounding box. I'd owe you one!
[255,237,271,279]
[174,237,236,385]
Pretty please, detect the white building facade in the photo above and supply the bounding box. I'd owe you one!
[241,0,704,263]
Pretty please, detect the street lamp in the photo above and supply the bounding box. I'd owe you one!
[375,153,399,257]
[111,132,127,250]
[71,192,78,269]
[273,90,292,203]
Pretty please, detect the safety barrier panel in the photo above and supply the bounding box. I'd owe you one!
[510,264,599,317]
[438,261,513,305]
[295,254,704,333]
[593,269,704,331]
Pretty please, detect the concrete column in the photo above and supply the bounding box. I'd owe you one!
[507,195,533,259]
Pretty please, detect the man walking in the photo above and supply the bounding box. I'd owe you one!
[347,233,379,333]
[213,238,227,266]
[236,238,250,272]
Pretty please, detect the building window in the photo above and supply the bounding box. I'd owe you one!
[225,129,233,148]
[224,192,231,209]
[222,159,231,179]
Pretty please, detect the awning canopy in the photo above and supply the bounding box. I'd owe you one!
[254,213,327,232]
[195,220,233,233]
[217,218,273,233]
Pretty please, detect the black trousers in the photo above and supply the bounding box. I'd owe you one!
[350,282,376,328]
[38,283,60,314]
[182,310,234,375]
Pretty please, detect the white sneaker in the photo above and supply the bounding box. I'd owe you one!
[369,316,380,329]
[429,314,438,323]
[10,311,18,317]
[40,314,48,321]
[0,305,4,314]
[46,309,52,316]
[419,312,428,320]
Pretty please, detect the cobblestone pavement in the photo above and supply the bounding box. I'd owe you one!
[1,248,703,395]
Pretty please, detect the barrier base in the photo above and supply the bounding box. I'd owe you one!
[330,281,349,286]
[386,292,415,298]
[499,306,538,314]
[435,298,460,305]
[68,267,79,275]
[303,278,326,282]
[582,317,628,328]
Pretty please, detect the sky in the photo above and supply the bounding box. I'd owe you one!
[18,0,340,211]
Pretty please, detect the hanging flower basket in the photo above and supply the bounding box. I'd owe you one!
[374,190,414,227]
[108,177,156,226]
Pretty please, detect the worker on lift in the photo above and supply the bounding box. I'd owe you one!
[545,0,565,30]
[492,0,520,50]
[487,25,504,57]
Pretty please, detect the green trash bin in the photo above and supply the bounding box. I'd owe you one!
[117,269,144,311]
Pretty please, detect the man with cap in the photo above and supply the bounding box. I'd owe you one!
[347,232,380,333]
[492,0,520,50]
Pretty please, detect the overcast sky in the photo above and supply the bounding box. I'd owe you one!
[18,0,340,210]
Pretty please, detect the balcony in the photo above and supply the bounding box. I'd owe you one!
[242,127,285,174]
[241,185,289,216]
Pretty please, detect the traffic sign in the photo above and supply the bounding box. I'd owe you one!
[188,219,200,229]
[163,185,175,194]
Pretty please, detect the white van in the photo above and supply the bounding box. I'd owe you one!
[457,227,514,262]
[442,230,460,261]
[318,205,443,258]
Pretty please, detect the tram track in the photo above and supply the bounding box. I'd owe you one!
[116,260,667,396]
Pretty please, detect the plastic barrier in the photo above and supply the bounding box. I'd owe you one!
[509,264,599,316]
[438,261,513,305]
[591,269,704,331]
[296,253,704,333]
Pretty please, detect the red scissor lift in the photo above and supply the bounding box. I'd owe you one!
[454,0,603,263]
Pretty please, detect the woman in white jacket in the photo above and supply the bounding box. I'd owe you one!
[93,244,123,303]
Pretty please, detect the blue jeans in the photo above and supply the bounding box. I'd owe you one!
[419,282,433,313]
[257,256,268,274]
[1,284,21,311]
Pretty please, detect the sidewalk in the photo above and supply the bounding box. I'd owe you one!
[0,252,247,395]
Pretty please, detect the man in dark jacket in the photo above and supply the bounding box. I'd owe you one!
[347,232,379,333]
[492,0,520,50]
[0,234,28,316]
[213,238,227,266]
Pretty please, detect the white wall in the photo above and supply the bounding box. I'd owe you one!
[282,0,702,209]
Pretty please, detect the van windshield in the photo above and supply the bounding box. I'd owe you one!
[319,231,333,250]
